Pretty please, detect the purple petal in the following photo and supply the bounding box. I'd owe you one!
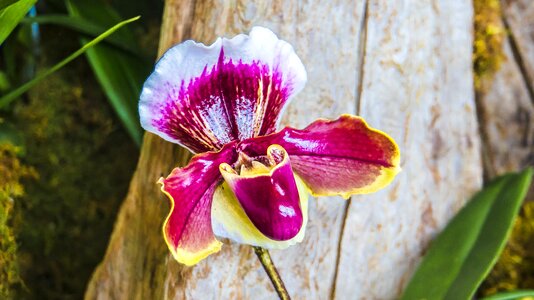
[139,27,307,153]
[219,145,303,241]
[238,115,401,198]
[159,142,237,265]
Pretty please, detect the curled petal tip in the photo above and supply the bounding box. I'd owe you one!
[168,240,223,267]
[266,144,286,165]
[219,163,237,175]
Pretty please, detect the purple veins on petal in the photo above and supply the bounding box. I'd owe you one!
[155,49,291,149]
[140,27,307,154]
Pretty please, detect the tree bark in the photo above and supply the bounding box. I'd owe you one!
[477,0,534,185]
[85,0,483,299]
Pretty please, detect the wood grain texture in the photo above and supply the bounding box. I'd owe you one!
[473,0,534,202]
[502,0,534,95]
[334,1,483,298]
[85,0,483,299]
[477,12,534,179]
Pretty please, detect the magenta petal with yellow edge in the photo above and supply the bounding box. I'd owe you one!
[159,143,237,266]
[219,145,303,241]
[238,115,401,198]
[139,27,307,153]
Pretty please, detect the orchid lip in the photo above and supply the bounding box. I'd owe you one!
[220,145,303,241]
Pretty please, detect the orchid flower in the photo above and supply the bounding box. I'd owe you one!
[139,27,400,266]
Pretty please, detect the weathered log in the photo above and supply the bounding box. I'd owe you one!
[477,28,533,177]
[477,0,534,188]
[502,0,534,91]
[85,1,482,299]
[335,1,482,297]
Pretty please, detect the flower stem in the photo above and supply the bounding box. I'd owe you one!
[253,246,291,300]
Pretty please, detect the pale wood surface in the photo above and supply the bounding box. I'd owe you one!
[85,0,483,299]
[335,1,482,298]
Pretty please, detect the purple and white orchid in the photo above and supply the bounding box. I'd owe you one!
[139,27,400,266]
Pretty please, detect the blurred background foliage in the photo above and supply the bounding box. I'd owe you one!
[0,0,533,299]
[0,0,162,298]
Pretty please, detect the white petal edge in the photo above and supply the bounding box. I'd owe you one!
[211,175,309,249]
[139,26,307,151]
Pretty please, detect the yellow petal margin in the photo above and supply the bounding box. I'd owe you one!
[238,114,401,200]
[159,180,223,266]
[334,115,401,199]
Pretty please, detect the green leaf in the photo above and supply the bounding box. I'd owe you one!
[401,169,533,300]
[21,15,141,55]
[82,44,145,146]
[0,16,141,108]
[482,290,534,300]
[0,0,36,45]
[67,0,147,146]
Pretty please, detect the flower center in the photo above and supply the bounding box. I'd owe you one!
[231,148,286,177]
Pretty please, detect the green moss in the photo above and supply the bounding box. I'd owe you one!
[480,201,534,295]
[473,0,506,91]
[0,142,37,299]
[9,27,139,299]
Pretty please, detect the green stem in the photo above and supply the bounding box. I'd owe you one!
[253,246,291,300]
